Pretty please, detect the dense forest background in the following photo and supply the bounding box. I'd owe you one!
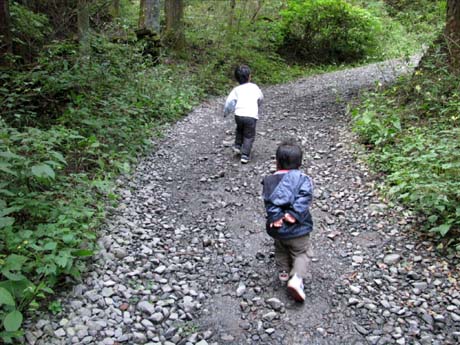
[0,0,458,341]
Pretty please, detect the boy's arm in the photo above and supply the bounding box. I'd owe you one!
[257,88,264,116]
[224,89,237,117]
[286,177,313,222]
[224,100,236,117]
[266,203,285,224]
[262,177,285,223]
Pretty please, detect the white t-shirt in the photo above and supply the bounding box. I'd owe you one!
[224,82,264,119]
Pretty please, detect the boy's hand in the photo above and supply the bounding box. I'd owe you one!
[284,213,296,224]
[271,218,284,228]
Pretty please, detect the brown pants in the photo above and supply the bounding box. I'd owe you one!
[274,235,310,279]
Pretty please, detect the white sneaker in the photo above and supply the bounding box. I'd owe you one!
[287,273,305,302]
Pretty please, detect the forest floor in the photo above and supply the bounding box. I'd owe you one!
[24,59,460,345]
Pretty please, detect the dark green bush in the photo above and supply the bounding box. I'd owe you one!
[352,43,460,244]
[9,2,51,62]
[0,35,201,340]
[383,0,446,44]
[279,0,382,63]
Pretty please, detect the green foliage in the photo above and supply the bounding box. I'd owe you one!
[384,0,446,43]
[352,44,460,243]
[279,0,382,63]
[9,2,51,62]
[0,34,201,341]
[184,0,304,93]
[351,96,401,146]
[47,300,62,315]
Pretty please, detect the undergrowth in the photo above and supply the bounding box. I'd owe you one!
[0,36,201,341]
[352,41,460,248]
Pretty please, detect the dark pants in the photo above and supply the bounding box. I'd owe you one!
[235,115,257,157]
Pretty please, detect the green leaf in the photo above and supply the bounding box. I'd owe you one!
[427,215,438,223]
[31,164,55,179]
[4,255,28,271]
[0,206,22,217]
[430,223,451,237]
[0,151,22,160]
[72,249,93,257]
[0,189,15,197]
[3,310,23,332]
[55,256,69,268]
[0,279,32,299]
[43,242,57,251]
[0,217,15,229]
[62,234,75,243]
[50,151,67,165]
[0,163,17,176]
[0,287,15,306]
[1,270,27,282]
[41,286,54,294]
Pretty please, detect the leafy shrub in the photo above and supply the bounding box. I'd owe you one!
[351,93,402,146]
[352,42,460,243]
[0,121,100,340]
[184,0,302,93]
[383,0,446,46]
[0,34,201,342]
[279,0,382,63]
[9,2,51,62]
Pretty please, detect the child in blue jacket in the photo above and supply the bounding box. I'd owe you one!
[262,142,314,302]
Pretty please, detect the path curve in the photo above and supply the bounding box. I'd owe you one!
[24,58,460,345]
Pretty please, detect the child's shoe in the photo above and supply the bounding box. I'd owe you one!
[232,145,242,155]
[278,271,289,283]
[240,155,249,164]
[287,273,305,302]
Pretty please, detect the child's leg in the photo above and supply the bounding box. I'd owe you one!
[274,239,291,274]
[285,235,310,279]
[234,116,244,148]
[241,117,257,157]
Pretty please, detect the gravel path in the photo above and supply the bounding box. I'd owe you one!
[24,59,460,345]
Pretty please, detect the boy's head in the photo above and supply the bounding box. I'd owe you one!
[276,141,303,170]
[234,65,251,84]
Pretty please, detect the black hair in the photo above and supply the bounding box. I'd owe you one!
[234,65,251,84]
[276,141,303,170]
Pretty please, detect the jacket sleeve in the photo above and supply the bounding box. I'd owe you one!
[262,177,284,223]
[286,176,313,222]
[265,202,284,223]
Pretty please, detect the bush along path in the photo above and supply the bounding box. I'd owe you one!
[23,59,460,345]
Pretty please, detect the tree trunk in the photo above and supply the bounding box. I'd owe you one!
[164,0,184,49]
[0,0,12,63]
[229,0,236,28]
[446,0,460,70]
[77,0,90,46]
[251,0,263,23]
[138,0,160,59]
[110,0,120,19]
[139,0,160,34]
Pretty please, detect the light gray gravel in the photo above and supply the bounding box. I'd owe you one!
[23,57,460,345]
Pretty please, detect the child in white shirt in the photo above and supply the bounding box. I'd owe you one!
[224,65,264,164]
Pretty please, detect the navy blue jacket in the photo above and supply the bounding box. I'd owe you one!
[262,170,313,240]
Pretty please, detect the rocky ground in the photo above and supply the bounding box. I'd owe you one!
[24,59,460,345]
